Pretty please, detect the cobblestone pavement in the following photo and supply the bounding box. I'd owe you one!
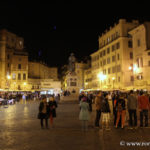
[0,100,150,150]
[0,100,102,150]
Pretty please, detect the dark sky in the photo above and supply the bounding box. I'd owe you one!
[0,1,150,68]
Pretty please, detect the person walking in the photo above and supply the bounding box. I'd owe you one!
[95,91,103,128]
[127,90,137,129]
[87,91,93,112]
[101,93,111,130]
[79,96,90,132]
[115,93,126,129]
[38,97,50,129]
[138,91,150,127]
[48,96,57,128]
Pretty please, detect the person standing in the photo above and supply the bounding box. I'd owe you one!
[138,91,150,127]
[101,93,111,130]
[79,96,90,131]
[87,92,93,112]
[48,96,57,128]
[115,93,126,129]
[38,97,50,129]
[95,91,103,128]
[127,90,137,129]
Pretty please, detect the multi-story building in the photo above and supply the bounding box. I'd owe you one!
[0,29,61,94]
[28,61,60,94]
[91,19,139,91]
[0,29,28,91]
[129,22,150,90]
[84,68,92,90]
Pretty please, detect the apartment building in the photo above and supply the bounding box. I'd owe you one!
[91,19,139,91]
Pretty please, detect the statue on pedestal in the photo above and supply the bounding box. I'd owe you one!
[68,53,76,73]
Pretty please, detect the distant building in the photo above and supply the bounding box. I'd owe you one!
[0,29,61,94]
[0,29,28,91]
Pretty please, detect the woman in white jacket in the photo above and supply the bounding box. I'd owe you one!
[79,96,90,131]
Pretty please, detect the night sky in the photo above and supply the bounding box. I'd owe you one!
[0,1,150,68]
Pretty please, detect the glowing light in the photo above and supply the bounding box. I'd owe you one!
[112,77,115,80]
[7,75,11,79]
[97,72,107,81]
[133,64,138,72]
[23,82,27,86]
[129,66,132,70]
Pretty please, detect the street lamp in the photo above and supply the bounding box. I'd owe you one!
[112,77,115,90]
[23,82,27,91]
[6,75,11,91]
[97,72,107,90]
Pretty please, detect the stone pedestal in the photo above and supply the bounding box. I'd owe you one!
[66,72,79,96]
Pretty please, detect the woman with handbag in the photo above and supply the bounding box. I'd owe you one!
[38,97,50,129]
[48,96,57,128]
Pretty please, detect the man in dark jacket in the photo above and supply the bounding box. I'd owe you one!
[127,90,137,128]
[39,97,50,129]
[101,93,111,130]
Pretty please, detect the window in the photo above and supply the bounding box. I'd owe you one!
[112,45,115,52]
[131,76,134,81]
[108,68,111,74]
[148,61,150,66]
[130,52,133,59]
[116,42,120,49]
[118,77,120,82]
[112,55,116,62]
[103,50,106,56]
[103,59,106,66]
[7,54,10,59]
[137,39,140,47]
[107,48,110,54]
[112,66,116,73]
[103,69,106,75]
[18,85,21,90]
[148,52,150,56]
[128,41,132,48]
[8,63,10,68]
[18,73,21,80]
[107,57,110,64]
[18,64,21,69]
[12,73,16,80]
[100,52,103,57]
[23,74,26,80]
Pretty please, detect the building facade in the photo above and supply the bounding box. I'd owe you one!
[0,29,28,91]
[90,19,139,91]
[0,29,61,94]
[129,22,150,90]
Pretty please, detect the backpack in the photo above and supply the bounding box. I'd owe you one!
[117,102,123,112]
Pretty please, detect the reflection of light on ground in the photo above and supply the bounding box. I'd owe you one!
[24,106,29,118]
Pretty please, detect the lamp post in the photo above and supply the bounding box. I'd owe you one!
[98,72,107,91]
[6,75,11,91]
[23,82,27,91]
[112,77,115,90]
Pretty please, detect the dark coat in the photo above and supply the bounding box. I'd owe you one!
[116,98,126,111]
[101,98,110,113]
[48,101,57,117]
[38,102,50,119]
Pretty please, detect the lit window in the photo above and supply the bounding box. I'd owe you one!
[12,73,16,80]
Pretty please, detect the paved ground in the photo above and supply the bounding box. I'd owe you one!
[0,99,150,150]
[0,100,102,150]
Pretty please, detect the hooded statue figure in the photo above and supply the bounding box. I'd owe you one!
[68,53,76,73]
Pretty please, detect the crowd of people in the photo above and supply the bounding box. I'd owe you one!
[78,90,150,131]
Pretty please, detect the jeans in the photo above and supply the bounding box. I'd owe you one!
[140,110,148,127]
[95,110,101,127]
[128,109,137,126]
